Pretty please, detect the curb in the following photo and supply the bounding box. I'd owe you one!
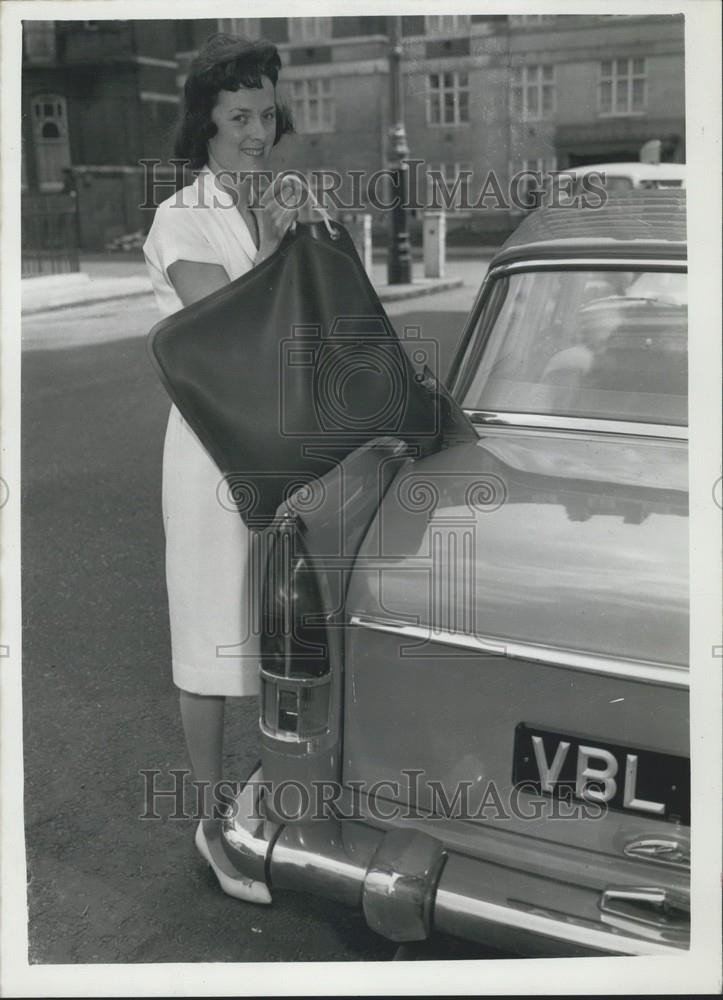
[377,276,463,302]
[23,276,465,317]
[22,287,155,317]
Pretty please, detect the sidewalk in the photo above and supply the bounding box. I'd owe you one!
[21,271,152,316]
[21,255,474,316]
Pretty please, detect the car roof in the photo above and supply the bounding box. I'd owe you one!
[566,162,687,181]
[493,189,687,266]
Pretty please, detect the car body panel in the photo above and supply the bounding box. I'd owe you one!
[342,624,689,852]
[345,429,688,666]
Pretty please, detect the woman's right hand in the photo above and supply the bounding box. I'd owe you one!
[253,174,304,263]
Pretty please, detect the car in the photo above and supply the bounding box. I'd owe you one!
[223,189,689,958]
[563,160,686,194]
[515,160,685,215]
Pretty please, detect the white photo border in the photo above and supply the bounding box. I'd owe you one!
[2,0,721,995]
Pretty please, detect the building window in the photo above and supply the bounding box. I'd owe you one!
[289,78,334,133]
[288,17,332,43]
[511,65,555,119]
[425,15,471,35]
[427,72,469,126]
[599,57,646,115]
[427,161,474,210]
[31,94,71,192]
[217,18,258,39]
[23,21,57,62]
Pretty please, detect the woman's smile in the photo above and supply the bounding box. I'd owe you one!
[208,78,277,172]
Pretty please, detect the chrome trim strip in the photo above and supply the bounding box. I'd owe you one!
[349,615,689,688]
[433,886,684,956]
[490,257,687,275]
[598,886,689,944]
[465,410,688,440]
[224,773,687,956]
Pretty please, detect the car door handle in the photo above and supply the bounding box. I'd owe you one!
[599,886,689,941]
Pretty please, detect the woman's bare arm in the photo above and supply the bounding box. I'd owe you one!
[167,175,307,306]
[167,260,231,308]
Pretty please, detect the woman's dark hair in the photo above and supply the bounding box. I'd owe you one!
[173,33,294,172]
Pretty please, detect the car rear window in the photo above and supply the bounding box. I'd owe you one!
[459,269,687,426]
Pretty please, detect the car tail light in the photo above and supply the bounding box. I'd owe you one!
[260,510,332,740]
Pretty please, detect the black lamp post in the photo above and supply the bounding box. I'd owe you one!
[386,16,412,285]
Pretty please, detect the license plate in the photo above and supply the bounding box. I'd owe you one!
[513,723,690,824]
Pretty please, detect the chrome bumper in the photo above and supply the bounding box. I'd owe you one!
[223,767,689,957]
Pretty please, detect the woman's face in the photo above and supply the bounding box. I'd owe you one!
[208,76,277,173]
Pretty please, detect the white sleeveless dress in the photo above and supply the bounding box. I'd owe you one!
[143,167,263,696]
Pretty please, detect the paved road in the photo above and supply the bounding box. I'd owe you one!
[21,282,499,964]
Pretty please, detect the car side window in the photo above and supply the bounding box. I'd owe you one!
[460,269,688,426]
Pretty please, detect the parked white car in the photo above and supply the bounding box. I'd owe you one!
[565,161,686,194]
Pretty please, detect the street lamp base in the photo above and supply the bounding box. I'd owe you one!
[388,236,413,285]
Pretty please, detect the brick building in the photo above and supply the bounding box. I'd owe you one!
[258,13,685,241]
[21,18,218,254]
[21,14,685,253]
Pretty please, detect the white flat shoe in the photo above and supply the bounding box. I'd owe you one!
[195,822,272,904]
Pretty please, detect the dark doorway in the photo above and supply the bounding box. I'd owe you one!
[564,150,639,167]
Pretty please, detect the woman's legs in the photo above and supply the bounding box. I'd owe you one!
[179,688,224,820]
[179,688,271,902]
[178,689,237,874]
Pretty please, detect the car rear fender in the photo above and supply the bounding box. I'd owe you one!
[257,435,410,818]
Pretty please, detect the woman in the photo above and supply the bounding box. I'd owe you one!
[143,33,301,903]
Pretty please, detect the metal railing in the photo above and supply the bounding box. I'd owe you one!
[21,194,80,277]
